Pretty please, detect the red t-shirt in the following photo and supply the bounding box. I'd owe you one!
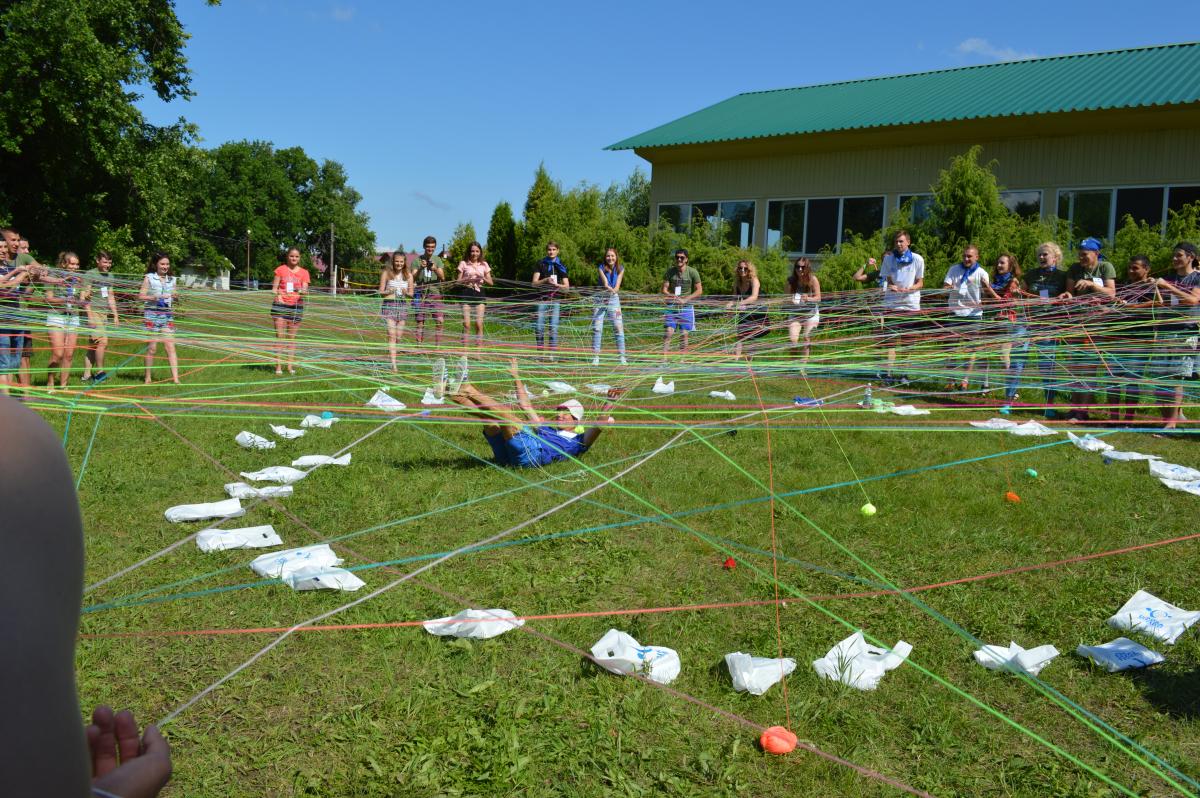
[274,265,310,306]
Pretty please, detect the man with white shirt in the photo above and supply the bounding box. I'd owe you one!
[878,230,925,384]
[942,245,989,390]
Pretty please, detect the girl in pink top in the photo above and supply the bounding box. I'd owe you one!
[456,241,493,348]
[270,247,310,375]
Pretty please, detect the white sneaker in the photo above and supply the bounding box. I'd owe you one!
[591,356,600,366]
[432,358,446,401]
[448,356,468,394]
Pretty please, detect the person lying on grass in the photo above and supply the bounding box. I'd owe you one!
[444,358,617,468]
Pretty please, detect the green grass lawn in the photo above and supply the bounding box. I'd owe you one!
[26,300,1200,797]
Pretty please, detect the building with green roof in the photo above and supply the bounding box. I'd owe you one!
[607,42,1200,255]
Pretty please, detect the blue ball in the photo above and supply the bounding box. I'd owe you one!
[321,410,334,420]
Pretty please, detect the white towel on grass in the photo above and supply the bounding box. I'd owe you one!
[164,498,245,523]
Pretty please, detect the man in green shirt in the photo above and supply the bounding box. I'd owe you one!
[81,250,121,383]
[1067,237,1116,298]
[413,235,446,345]
[661,248,703,352]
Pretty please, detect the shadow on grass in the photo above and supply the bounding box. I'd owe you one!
[1130,667,1200,719]
[389,454,496,471]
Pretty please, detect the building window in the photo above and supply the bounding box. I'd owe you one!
[898,194,935,223]
[657,201,757,247]
[1000,190,1041,217]
[1115,187,1165,228]
[1168,185,1200,215]
[767,195,885,254]
[1057,189,1113,242]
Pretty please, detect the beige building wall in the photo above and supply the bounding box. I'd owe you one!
[641,118,1200,250]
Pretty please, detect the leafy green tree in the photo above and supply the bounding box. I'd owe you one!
[485,201,518,281]
[447,222,478,265]
[0,0,216,255]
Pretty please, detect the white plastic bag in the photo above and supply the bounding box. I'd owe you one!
[970,418,1018,429]
[1075,638,1164,672]
[585,383,612,395]
[291,453,352,468]
[544,381,576,395]
[1067,432,1114,452]
[590,629,681,685]
[709,390,736,401]
[725,651,796,695]
[283,564,365,592]
[235,430,276,450]
[250,543,341,579]
[973,641,1059,676]
[224,482,293,500]
[240,466,307,484]
[420,388,441,405]
[164,497,245,523]
[651,377,675,395]
[196,525,283,552]
[269,424,306,439]
[813,630,912,690]
[1107,589,1200,645]
[1149,460,1200,482]
[422,608,525,639]
[878,404,929,416]
[1008,421,1058,437]
[300,414,339,428]
[1160,478,1200,497]
[367,389,406,412]
[1102,450,1160,462]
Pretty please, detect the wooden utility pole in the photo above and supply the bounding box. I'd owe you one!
[330,223,336,296]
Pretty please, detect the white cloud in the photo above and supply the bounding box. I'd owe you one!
[955,38,1038,63]
[331,5,355,22]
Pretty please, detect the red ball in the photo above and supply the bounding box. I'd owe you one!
[723,556,737,570]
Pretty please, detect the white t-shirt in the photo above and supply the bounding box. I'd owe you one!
[944,264,989,318]
[881,252,925,312]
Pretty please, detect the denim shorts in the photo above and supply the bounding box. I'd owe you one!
[483,428,547,468]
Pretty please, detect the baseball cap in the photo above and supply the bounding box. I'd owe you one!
[557,399,584,422]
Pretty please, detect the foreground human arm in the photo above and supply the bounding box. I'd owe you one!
[507,359,542,425]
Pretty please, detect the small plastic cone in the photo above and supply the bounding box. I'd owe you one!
[760,726,797,755]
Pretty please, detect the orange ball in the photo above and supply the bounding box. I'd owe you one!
[760,725,797,755]
[1004,491,1021,503]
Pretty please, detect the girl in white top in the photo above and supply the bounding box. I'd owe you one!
[377,252,414,372]
[786,257,821,369]
[42,251,84,390]
[138,253,179,384]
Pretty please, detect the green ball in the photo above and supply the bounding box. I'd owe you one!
[860,502,877,517]
[573,425,585,435]
[1026,468,1038,478]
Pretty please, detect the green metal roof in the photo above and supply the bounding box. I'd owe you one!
[606,42,1200,151]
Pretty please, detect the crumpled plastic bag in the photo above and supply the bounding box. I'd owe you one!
[269,424,306,439]
[422,608,525,639]
[1160,478,1200,497]
[196,525,282,552]
[240,466,307,484]
[1149,460,1200,482]
[224,482,293,499]
[1102,450,1161,462]
[590,629,681,684]
[250,543,341,579]
[973,641,1060,676]
[1009,421,1058,437]
[651,377,675,395]
[164,497,245,523]
[970,418,1018,430]
[874,403,929,416]
[1075,637,1164,672]
[813,630,912,690]
[725,651,796,695]
[420,388,441,405]
[235,430,276,450]
[1107,589,1200,645]
[585,383,612,395]
[1067,432,1113,452]
[291,453,352,468]
[283,564,365,592]
[300,414,338,428]
[367,389,406,412]
[544,381,576,395]
[709,390,736,401]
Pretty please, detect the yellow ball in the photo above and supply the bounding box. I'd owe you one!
[860,502,877,517]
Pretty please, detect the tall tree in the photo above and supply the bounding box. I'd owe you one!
[0,0,216,254]
[485,201,518,281]
[447,222,478,265]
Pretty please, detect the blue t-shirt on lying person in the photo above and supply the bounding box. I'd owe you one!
[483,426,589,468]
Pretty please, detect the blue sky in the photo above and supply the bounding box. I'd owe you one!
[138,1,1200,252]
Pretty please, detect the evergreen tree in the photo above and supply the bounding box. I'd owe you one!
[485,201,519,281]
